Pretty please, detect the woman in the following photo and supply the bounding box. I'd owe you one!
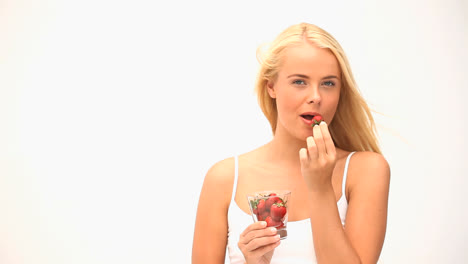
[192,23,390,264]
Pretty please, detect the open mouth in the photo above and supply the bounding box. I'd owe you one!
[301,114,315,120]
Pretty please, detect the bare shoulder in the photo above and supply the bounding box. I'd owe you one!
[206,157,234,181]
[204,144,266,187]
[348,151,390,196]
[351,151,390,176]
[202,157,236,201]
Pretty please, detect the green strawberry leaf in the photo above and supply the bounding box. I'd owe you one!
[250,199,258,209]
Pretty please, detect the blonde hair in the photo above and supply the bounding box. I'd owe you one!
[255,23,381,154]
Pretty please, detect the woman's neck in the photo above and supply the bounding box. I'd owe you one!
[263,125,307,166]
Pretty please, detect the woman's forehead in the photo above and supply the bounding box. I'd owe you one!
[279,44,341,77]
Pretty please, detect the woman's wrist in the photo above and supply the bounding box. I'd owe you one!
[306,181,334,195]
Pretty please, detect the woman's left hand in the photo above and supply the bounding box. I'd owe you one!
[299,121,337,192]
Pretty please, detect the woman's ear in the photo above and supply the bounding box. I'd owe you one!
[267,81,276,98]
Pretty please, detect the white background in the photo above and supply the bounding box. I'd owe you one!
[1,0,467,263]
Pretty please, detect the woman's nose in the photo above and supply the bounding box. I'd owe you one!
[307,86,321,104]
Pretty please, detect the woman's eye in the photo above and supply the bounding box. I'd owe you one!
[292,79,306,85]
[322,80,335,87]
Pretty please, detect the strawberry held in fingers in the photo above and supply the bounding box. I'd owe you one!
[300,112,323,127]
[311,115,323,126]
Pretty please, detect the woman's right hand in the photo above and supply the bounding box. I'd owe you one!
[238,221,281,264]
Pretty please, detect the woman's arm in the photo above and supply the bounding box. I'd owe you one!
[342,151,390,263]
[300,123,390,263]
[307,152,390,264]
[192,158,234,264]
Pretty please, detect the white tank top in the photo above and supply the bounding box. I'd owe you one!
[226,152,355,263]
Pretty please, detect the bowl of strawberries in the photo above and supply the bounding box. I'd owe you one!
[247,190,291,239]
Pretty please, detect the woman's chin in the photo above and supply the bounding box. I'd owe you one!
[295,131,314,142]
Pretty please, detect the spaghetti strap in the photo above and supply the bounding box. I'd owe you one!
[231,156,239,202]
[342,152,356,200]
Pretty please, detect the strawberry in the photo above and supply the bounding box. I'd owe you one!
[270,203,286,221]
[258,211,269,221]
[265,196,282,211]
[257,199,266,214]
[265,216,283,227]
[311,115,323,127]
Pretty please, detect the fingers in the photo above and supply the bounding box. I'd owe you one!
[241,224,278,245]
[319,121,336,157]
[300,122,337,192]
[242,234,281,252]
[240,221,267,237]
[299,147,308,164]
[238,222,281,256]
[306,136,318,160]
[312,121,335,157]
[301,121,335,163]
[313,124,326,158]
[250,240,281,256]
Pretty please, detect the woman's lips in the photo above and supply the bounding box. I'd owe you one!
[300,113,322,126]
[301,115,315,125]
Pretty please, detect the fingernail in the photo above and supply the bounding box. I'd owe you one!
[321,121,327,125]
[275,235,281,240]
[270,227,277,233]
[261,221,267,227]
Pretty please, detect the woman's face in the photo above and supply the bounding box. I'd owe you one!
[268,43,342,141]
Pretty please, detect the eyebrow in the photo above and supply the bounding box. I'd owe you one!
[287,74,340,80]
[322,75,340,80]
[287,74,309,79]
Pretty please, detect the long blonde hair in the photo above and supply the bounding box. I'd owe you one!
[255,23,381,154]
